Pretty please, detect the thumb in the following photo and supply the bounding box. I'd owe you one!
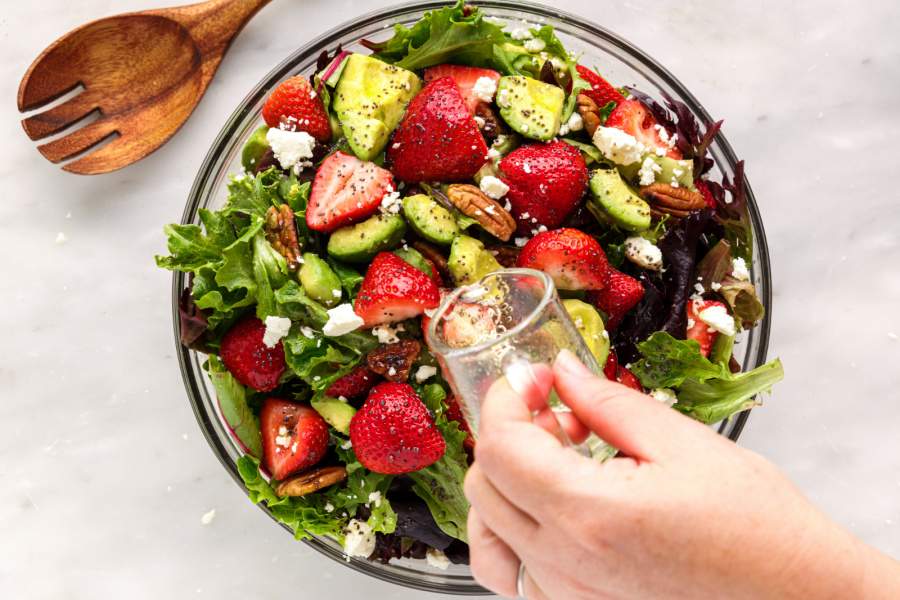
[553,350,713,462]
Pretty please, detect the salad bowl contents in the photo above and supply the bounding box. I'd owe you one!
[159,1,781,592]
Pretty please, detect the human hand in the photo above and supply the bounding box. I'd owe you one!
[464,350,900,599]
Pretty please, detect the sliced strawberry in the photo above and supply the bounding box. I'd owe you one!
[262,76,332,142]
[439,301,497,348]
[423,65,501,114]
[605,99,682,159]
[219,315,286,392]
[587,268,644,330]
[349,383,446,474]
[616,366,644,391]
[325,365,379,400]
[354,253,441,327]
[445,394,475,451]
[387,77,487,182]
[516,228,609,291]
[603,349,619,380]
[576,65,625,109]
[695,179,717,209]
[307,151,394,232]
[261,398,330,480]
[499,141,588,233]
[686,299,731,357]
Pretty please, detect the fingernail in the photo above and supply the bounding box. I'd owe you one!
[555,349,593,378]
[505,359,538,395]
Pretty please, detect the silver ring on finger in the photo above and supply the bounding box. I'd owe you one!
[516,560,528,599]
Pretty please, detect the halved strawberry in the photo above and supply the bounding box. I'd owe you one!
[603,349,619,380]
[516,228,609,291]
[261,398,330,480]
[576,65,625,109]
[686,299,731,357]
[354,253,441,328]
[307,151,394,232]
[616,365,644,391]
[387,77,487,182]
[695,179,717,209]
[220,316,286,392]
[262,76,332,142]
[325,365,379,400]
[424,64,501,114]
[605,99,682,159]
[439,301,497,348]
[587,268,644,330]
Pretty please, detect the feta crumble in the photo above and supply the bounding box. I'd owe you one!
[524,38,546,53]
[479,175,510,199]
[486,147,502,161]
[262,316,292,348]
[731,257,751,281]
[343,519,376,558]
[698,304,736,336]
[509,24,533,40]
[496,87,512,109]
[324,502,335,513]
[638,156,663,186]
[266,128,316,172]
[650,388,678,407]
[372,323,403,344]
[514,237,529,247]
[275,425,292,449]
[473,115,486,128]
[592,126,645,166]
[323,304,364,337]
[415,365,438,383]
[623,236,663,271]
[471,76,498,102]
[367,491,383,508]
[426,548,451,570]
[380,189,403,214]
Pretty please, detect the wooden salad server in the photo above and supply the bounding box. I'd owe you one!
[17,0,271,174]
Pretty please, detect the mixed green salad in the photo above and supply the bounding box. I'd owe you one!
[157,1,783,568]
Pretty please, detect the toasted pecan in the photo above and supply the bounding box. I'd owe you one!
[446,184,516,242]
[367,340,421,383]
[411,240,449,278]
[641,183,707,211]
[265,204,303,270]
[276,466,347,497]
[576,93,601,138]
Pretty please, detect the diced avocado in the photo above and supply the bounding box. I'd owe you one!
[326,213,407,263]
[448,235,502,285]
[402,194,459,246]
[298,253,343,307]
[620,155,695,189]
[241,125,269,172]
[562,299,610,367]
[311,396,356,435]
[496,76,564,141]
[490,133,520,157]
[588,168,652,232]
[393,247,434,278]
[332,54,421,161]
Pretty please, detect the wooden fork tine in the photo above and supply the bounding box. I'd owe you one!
[62,134,136,175]
[37,119,118,164]
[21,91,99,141]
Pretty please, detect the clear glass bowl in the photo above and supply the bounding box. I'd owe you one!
[171,1,773,594]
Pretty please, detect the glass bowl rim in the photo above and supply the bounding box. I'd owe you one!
[171,0,773,594]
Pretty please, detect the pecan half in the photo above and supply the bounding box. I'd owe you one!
[276,466,347,497]
[640,184,706,218]
[411,240,449,278]
[446,184,516,242]
[265,204,303,270]
[487,245,520,268]
[577,93,601,138]
[474,104,505,145]
[367,340,421,383]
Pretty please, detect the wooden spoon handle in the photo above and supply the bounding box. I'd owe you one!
[156,0,272,60]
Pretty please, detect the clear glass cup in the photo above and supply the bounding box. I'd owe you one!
[426,269,612,458]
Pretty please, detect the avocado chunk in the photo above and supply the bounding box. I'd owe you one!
[298,253,343,307]
[588,168,652,232]
[496,76,564,141]
[311,396,356,435]
[562,299,610,367]
[241,125,269,172]
[393,247,435,279]
[448,235,502,285]
[402,194,459,246]
[326,213,407,263]
[332,54,421,161]
[620,154,695,189]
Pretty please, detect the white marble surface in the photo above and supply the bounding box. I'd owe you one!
[2,1,899,598]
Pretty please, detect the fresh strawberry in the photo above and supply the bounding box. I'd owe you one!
[695,179,717,209]
[260,398,330,480]
[307,151,394,232]
[325,365,379,400]
[349,383,446,474]
[354,253,441,327]
[576,65,625,109]
[616,366,644,391]
[516,228,609,291]
[387,77,487,182]
[262,76,332,142]
[587,268,644,330]
[686,299,729,357]
[499,141,588,232]
[423,65,501,114]
[605,99,682,159]
[603,350,619,380]
[219,315,286,392]
[445,394,475,451]
[439,301,497,348]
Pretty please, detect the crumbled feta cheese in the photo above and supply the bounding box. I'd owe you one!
[687,318,696,328]
[520,212,531,220]
[343,519,376,558]
[340,439,353,450]
[592,126,645,166]
[367,491,382,508]
[509,24,533,40]
[324,502,334,513]
[262,316,292,348]
[670,177,680,188]
[332,289,342,298]
[698,304,736,336]
[479,175,510,199]
[731,257,750,281]
[496,87,512,108]
[524,38,546,53]
[392,142,401,149]
[55,232,68,245]
[486,147,502,161]
[415,365,438,383]
[694,282,705,295]
[565,111,584,132]
[514,237,529,247]
[200,509,216,525]
[471,76,498,102]
[638,156,663,186]
[624,236,663,271]
[379,190,403,214]
[387,367,397,377]
[323,304,364,337]
[650,388,678,406]
[372,323,403,344]
[710,282,722,291]
[275,425,292,448]
[266,128,316,172]
[426,548,451,570]
[473,115,486,128]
